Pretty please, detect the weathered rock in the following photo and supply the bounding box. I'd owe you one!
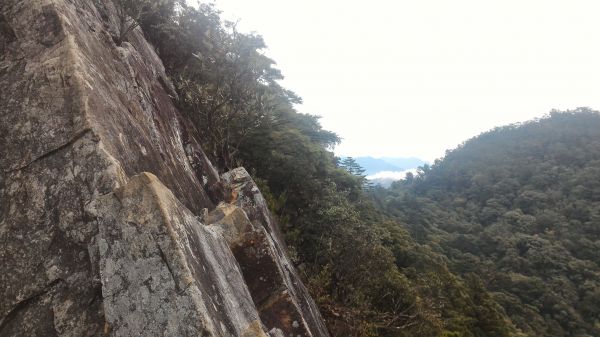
[89,173,267,337]
[220,168,331,337]
[205,203,256,247]
[267,328,285,337]
[0,0,213,334]
[0,0,330,336]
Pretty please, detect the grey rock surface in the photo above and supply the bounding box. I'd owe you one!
[0,0,329,336]
[220,168,331,337]
[89,173,267,337]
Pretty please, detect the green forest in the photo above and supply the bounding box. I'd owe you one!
[109,1,600,336]
[372,108,600,337]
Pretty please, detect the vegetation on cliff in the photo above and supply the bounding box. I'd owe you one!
[111,1,599,336]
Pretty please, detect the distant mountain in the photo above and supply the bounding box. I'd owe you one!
[345,156,427,176]
[351,157,401,175]
[379,157,427,169]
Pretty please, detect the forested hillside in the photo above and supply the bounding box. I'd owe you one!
[374,108,600,337]
[108,1,599,336]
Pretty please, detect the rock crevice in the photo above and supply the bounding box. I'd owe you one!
[4,128,93,174]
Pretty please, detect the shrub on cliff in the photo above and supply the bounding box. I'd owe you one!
[112,0,174,45]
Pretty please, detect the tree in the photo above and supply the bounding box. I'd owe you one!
[340,157,366,176]
[112,0,172,46]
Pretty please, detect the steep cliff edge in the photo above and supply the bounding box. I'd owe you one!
[0,0,329,336]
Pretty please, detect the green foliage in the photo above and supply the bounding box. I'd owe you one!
[132,3,534,336]
[340,157,366,176]
[138,3,294,169]
[111,0,174,45]
[376,109,600,337]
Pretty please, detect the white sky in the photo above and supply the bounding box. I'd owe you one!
[204,0,600,162]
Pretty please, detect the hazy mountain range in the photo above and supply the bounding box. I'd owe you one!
[340,156,427,187]
[347,157,427,175]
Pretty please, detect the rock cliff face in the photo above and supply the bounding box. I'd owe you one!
[0,0,329,336]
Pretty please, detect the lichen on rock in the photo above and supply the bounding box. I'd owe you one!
[88,172,266,337]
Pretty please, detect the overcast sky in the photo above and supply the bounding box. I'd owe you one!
[206,0,600,162]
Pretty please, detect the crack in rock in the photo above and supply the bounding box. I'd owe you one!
[4,128,92,173]
[0,278,65,334]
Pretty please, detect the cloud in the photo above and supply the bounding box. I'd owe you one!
[366,169,418,181]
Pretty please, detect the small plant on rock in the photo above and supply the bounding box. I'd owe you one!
[113,0,162,46]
